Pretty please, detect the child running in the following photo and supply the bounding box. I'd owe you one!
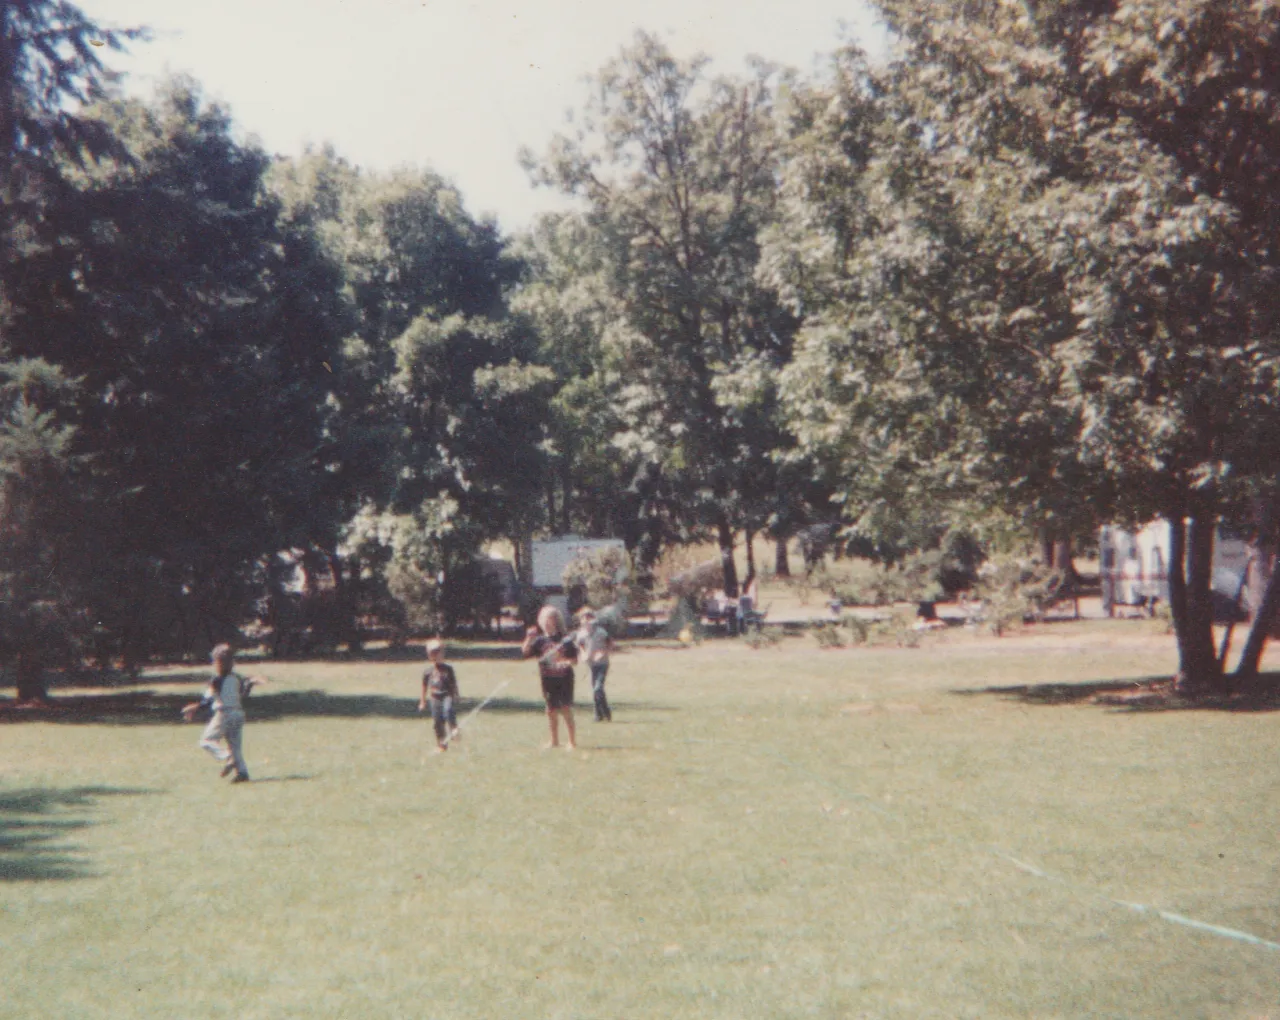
[522,605,578,750]
[181,644,267,783]
[418,638,460,752]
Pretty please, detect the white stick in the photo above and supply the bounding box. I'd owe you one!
[440,679,511,748]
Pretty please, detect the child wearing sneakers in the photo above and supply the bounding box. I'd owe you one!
[418,638,460,751]
[181,644,267,783]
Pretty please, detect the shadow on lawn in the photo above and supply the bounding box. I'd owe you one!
[0,690,677,726]
[32,643,527,690]
[953,673,1280,713]
[0,786,155,882]
[263,641,525,664]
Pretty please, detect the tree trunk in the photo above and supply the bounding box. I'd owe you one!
[774,535,790,578]
[1171,515,1226,695]
[560,455,573,535]
[1041,533,1079,582]
[744,529,756,584]
[717,515,739,598]
[326,548,362,653]
[1054,539,1078,583]
[1235,549,1280,685]
[546,472,559,536]
[14,650,47,703]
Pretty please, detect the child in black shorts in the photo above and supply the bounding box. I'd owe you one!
[521,605,578,751]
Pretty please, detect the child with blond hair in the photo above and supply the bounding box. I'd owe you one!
[522,605,579,750]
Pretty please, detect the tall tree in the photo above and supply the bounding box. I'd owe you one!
[5,81,352,661]
[0,358,85,699]
[769,2,1280,692]
[272,149,553,632]
[527,33,799,595]
[0,0,143,204]
[511,211,635,539]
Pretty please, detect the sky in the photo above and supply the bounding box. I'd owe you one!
[79,0,888,233]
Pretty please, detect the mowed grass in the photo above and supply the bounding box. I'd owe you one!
[2,623,1278,1019]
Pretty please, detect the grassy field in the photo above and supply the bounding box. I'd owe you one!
[2,622,1278,1019]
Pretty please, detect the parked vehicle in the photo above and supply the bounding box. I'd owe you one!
[1099,522,1253,620]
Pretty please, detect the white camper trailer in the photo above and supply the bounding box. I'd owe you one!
[1099,522,1253,617]
[530,536,627,614]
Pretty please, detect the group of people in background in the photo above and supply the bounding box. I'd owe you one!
[183,605,615,777]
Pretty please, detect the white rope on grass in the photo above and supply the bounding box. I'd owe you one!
[988,846,1280,952]
[686,737,1280,954]
[438,679,511,749]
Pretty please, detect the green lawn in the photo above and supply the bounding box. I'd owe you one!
[2,623,1278,1019]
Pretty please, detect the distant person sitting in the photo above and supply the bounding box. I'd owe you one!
[522,606,579,751]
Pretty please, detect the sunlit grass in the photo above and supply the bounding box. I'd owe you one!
[2,623,1277,1018]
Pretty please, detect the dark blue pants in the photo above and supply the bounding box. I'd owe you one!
[430,696,457,743]
[590,661,611,721]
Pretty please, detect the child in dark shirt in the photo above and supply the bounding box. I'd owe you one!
[418,638,460,752]
[521,605,578,751]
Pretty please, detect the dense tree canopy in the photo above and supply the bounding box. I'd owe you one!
[271,149,553,635]
[766,0,1280,691]
[3,0,1279,697]
[526,32,812,592]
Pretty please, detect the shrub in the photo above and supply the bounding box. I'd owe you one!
[811,620,845,649]
[866,609,923,648]
[662,595,704,642]
[825,559,915,607]
[661,559,724,601]
[820,532,986,609]
[562,546,630,611]
[1149,598,1174,634]
[843,615,871,645]
[970,556,1057,636]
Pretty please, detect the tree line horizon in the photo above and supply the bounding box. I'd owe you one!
[1,0,1278,697]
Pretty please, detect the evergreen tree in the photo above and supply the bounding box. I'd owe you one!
[5,81,352,661]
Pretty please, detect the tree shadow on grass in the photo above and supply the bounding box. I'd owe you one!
[953,673,1280,713]
[0,690,678,726]
[264,641,525,664]
[0,786,155,882]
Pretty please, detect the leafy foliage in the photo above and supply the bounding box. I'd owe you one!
[767,1,1280,689]
[561,545,630,612]
[525,33,806,594]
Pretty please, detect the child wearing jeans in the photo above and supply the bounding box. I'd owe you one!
[418,638,460,752]
[575,608,613,722]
